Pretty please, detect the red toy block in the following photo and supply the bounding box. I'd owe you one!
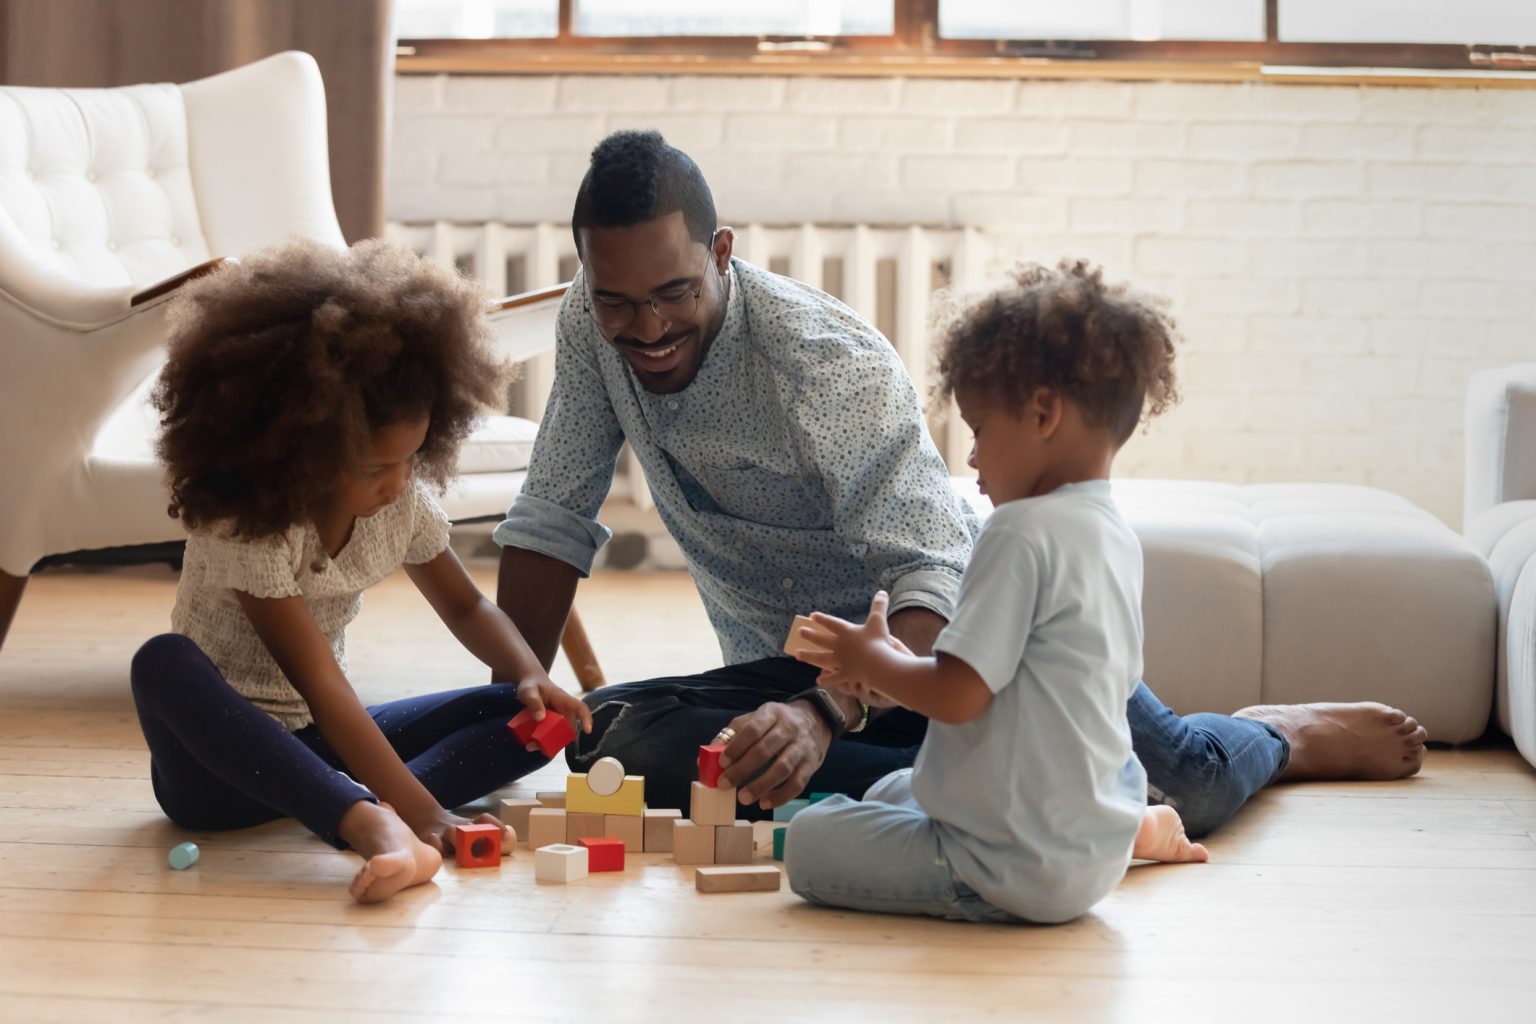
[508,708,577,757]
[698,742,727,788]
[454,823,503,868]
[577,836,625,872]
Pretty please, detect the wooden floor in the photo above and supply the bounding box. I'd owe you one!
[2,564,1535,1022]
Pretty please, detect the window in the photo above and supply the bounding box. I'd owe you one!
[394,0,1536,78]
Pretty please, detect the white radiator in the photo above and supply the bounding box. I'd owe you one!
[386,221,990,506]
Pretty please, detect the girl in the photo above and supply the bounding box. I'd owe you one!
[131,239,591,903]
[787,259,1207,924]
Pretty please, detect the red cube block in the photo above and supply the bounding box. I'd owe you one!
[577,836,625,872]
[454,823,503,868]
[508,708,577,758]
[698,742,726,788]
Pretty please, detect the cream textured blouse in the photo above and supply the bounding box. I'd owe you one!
[170,480,452,731]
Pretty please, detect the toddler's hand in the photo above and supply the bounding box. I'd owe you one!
[794,591,899,696]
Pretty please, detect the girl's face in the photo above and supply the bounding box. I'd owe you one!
[338,415,430,520]
[956,387,1053,507]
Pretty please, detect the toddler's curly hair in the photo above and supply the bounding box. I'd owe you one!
[154,238,509,539]
[933,258,1180,445]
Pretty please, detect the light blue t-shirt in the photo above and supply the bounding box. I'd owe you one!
[914,481,1148,921]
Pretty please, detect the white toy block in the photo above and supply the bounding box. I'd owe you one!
[534,843,589,883]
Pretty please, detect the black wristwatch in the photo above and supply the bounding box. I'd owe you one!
[788,686,847,741]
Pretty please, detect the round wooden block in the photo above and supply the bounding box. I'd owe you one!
[587,756,625,797]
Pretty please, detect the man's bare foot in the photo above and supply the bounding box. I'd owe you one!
[1133,805,1209,863]
[338,801,442,904]
[1233,701,1427,782]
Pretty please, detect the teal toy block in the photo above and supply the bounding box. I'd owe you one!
[772,826,787,862]
[772,799,810,822]
[808,792,834,803]
[167,841,199,870]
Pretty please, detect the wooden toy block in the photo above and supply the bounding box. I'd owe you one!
[507,708,577,758]
[690,781,738,826]
[501,825,518,855]
[535,791,566,808]
[499,798,541,843]
[578,836,625,872]
[644,809,682,853]
[566,811,606,844]
[605,813,644,853]
[695,865,782,894]
[697,743,726,788]
[454,823,502,868]
[772,799,810,822]
[586,755,625,796]
[534,843,588,883]
[566,773,645,816]
[782,614,833,658]
[672,819,715,865]
[714,820,754,865]
[527,808,566,851]
[772,826,787,861]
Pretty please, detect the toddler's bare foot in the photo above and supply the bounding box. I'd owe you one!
[339,801,442,904]
[1233,701,1427,781]
[1133,805,1209,864]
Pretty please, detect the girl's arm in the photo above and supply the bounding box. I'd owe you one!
[234,591,454,838]
[795,591,993,725]
[404,548,592,733]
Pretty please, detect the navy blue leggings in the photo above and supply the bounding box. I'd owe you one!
[129,634,547,848]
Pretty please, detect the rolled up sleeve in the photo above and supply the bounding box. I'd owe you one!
[492,283,623,577]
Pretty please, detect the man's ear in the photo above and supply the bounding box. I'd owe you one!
[1033,388,1064,440]
[712,226,735,274]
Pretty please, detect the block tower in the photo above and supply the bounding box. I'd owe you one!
[671,743,753,866]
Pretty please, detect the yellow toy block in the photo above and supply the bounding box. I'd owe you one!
[566,773,645,816]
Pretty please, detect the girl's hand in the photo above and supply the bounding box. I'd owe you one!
[511,674,594,752]
[412,808,514,856]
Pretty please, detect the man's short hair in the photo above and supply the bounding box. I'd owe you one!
[571,130,717,253]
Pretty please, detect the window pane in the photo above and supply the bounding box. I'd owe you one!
[940,0,1265,41]
[395,0,558,39]
[573,0,894,37]
[1280,0,1536,45]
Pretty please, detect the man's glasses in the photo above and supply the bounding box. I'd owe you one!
[589,279,703,332]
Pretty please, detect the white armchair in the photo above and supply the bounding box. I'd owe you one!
[0,52,602,688]
[1464,364,1536,769]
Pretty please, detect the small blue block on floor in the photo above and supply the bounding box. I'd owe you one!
[168,841,199,870]
[773,826,787,861]
[772,799,810,821]
[808,792,834,803]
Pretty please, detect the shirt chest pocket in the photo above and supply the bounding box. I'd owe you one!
[678,456,833,530]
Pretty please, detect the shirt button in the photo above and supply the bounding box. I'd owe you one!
[666,400,679,411]
[781,577,794,589]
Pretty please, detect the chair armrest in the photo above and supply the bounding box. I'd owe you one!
[486,282,570,363]
[130,257,239,308]
[1465,364,1536,529]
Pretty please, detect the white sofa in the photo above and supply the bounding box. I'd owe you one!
[1464,364,1536,769]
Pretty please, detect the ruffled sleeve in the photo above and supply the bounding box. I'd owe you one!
[185,526,304,599]
[404,480,452,565]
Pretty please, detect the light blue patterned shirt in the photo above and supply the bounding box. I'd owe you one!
[494,257,979,665]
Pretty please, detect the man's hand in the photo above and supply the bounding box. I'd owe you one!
[717,700,833,810]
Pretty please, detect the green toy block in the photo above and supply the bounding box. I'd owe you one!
[772,826,787,862]
[808,792,834,803]
[167,841,199,870]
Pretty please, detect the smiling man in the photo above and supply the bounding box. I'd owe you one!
[492,130,1427,828]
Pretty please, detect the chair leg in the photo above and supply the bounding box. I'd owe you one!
[0,568,29,655]
[560,606,606,693]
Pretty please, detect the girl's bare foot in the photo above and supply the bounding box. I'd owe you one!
[1233,702,1427,781]
[1133,805,1209,864]
[338,801,442,904]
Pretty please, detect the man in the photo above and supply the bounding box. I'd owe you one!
[494,130,1427,833]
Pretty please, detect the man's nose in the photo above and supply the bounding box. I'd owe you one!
[628,304,670,344]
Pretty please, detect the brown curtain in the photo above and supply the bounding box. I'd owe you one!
[0,0,395,243]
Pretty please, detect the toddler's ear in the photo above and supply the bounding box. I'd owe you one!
[1032,387,1064,438]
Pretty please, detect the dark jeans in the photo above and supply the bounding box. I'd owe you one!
[575,656,1289,837]
[130,634,547,848]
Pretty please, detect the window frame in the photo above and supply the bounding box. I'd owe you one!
[395,0,1536,85]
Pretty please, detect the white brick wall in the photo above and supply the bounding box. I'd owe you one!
[390,73,1536,527]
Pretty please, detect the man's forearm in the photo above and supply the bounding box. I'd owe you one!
[887,607,948,657]
[495,546,581,670]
